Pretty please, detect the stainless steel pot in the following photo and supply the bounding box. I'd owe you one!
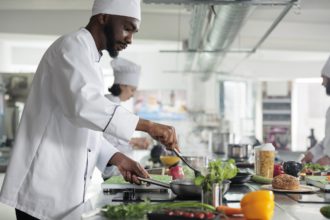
[228,144,250,160]
[212,132,233,155]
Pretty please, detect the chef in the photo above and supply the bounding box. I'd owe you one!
[0,0,178,219]
[302,55,330,165]
[102,57,149,178]
[107,57,150,149]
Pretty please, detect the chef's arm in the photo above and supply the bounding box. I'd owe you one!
[135,118,179,151]
[108,152,149,184]
[97,136,148,184]
[302,140,324,163]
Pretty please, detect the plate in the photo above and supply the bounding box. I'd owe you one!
[260,184,319,193]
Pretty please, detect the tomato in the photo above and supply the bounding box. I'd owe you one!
[187,212,195,218]
[182,212,190,217]
[195,212,205,219]
[166,210,174,216]
[205,212,215,219]
[174,210,184,216]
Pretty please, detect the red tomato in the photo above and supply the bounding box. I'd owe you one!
[187,212,195,218]
[174,210,184,216]
[195,212,205,219]
[205,212,215,219]
[273,164,284,177]
[166,210,174,216]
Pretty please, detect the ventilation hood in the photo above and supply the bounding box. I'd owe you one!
[144,0,298,80]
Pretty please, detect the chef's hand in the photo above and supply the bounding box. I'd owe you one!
[136,119,179,151]
[316,155,330,166]
[109,152,149,185]
[301,151,314,163]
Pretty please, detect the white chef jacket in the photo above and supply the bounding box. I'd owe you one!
[310,106,330,162]
[104,94,133,153]
[102,94,133,178]
[0,28,139,220]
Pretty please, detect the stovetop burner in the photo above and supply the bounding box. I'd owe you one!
[110,189,175,202]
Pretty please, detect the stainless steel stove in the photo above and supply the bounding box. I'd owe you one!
[104,188,175,202]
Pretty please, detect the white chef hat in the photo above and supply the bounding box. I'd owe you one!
[322,56,330,78]
[111,58,141,87]
[92,0,141,21]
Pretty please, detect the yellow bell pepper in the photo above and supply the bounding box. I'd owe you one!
[240,190,275,220]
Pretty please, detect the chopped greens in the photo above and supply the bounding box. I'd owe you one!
[194,159,238,191]
[102,201,215,219]
[303,163,329,172]
[104,174,172,185]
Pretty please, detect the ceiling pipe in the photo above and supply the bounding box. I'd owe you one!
[192,4,253,80]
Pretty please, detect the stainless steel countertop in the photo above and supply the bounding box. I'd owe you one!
[76,181,329,220]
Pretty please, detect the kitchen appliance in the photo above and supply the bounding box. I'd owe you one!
[110,189,174,202]
[212,131,232,155]
[228,144,250,161]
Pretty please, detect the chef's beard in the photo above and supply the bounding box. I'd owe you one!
[326,83,330,96]
[104,24,118,58]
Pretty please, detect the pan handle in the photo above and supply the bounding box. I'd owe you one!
[137,177,171,189]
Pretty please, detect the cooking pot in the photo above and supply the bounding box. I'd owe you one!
[228,144,250,161]
[212,132,232,155]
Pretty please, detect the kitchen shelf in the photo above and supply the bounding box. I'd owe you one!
[263,121,291,126]
[263,110,291,114]
[263,98,291,103]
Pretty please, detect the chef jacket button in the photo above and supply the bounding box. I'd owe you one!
[88,148,91,152]
[90,176,92,179]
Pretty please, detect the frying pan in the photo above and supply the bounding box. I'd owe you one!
[138,177,202,198]
[138,177,231,199]
[229,172,252,184]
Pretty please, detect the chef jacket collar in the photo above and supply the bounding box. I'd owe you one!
[81,28,102,62]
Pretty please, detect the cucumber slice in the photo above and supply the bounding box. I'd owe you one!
[251,175,273,184]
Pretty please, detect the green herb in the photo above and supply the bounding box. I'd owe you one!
[194,159,238,191]
[102,201,215,219]
[304,163,329,172]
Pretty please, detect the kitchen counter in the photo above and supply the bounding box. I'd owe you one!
[74,181,329,220]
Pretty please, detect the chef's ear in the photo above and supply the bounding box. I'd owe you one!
[95,14,109,25]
